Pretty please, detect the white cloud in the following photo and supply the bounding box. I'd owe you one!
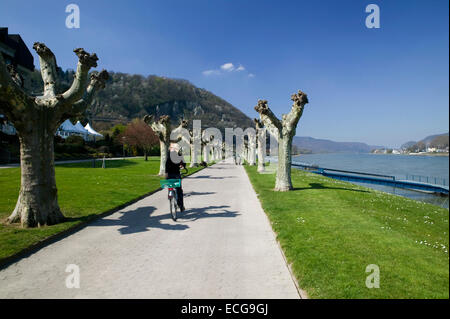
[220,63,235,72]
[202,69,220,76]
[202,63,252,77]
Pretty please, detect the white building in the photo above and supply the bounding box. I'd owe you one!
[56,119,103,141]
[0,28,34,137]
[84,123,103,142]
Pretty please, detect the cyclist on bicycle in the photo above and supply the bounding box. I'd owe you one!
[165,143,186,212]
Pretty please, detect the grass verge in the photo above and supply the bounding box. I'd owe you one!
[0,157,205,262]
[244,165,449,298]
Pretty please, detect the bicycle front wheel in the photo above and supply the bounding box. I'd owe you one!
[169,196,178,221]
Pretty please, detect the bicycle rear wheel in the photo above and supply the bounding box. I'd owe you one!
[169,196,178,221]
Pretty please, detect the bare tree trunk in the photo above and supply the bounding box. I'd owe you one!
[189,143,197,168]
[248,135,256,166]
[144,149,148,161]
[144,115,171,176]
[242,143,248,164]
[159,140,168,176]
[189,128,200,168]
[257,144,265,172]
[7,128,64,226]
[256,119,266,173]
[203,144,209,163]
[215,146,220,161]
[275,135,294,191]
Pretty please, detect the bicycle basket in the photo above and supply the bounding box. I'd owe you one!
[160,179,181,188]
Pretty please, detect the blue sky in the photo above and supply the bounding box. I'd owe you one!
[1,0,448,147]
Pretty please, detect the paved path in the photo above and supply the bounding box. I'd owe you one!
[0,159,300,298]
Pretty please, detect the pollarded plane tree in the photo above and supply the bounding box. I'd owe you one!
[172,119,198,167]
[214,139,222,161]
[254,90,309,191]
[241,138,249,163]
[188,128,201,168]
[221,141,226,160]
[211,141,216,161]
[143,114,171,176]
[201,131,211,163]
[215,141,222,161]
[202,133,217,162]
[248,132,256,166]
[0,43,109,227]
[254,118,266,173]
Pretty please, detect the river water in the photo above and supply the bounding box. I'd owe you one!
[290,153,449,209]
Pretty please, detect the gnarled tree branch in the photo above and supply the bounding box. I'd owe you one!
[58,70,109,120]
[254,100,281,141]
[144,114,172,145]
[172,119,189,144]
[60,48,99,105]
[281,90,309,135]
[33,42,58,97]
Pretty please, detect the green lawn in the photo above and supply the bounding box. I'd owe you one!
[0,157,204,261]
[245,165,449,299]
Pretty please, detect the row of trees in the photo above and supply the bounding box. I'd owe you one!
[144,90,309,192]
[142,115,225,176]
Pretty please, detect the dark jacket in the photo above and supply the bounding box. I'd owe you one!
[166,151,186,177]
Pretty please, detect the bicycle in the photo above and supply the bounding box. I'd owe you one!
[160,167,188,221]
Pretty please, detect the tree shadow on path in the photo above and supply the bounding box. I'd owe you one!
[184,191,216,197]
[92,204,239,235]
[179,205,240,222]
[92,206,188,234]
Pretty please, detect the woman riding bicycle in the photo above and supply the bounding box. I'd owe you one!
[165,143,186,212]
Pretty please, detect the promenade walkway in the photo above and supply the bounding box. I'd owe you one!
[0,159,300,298]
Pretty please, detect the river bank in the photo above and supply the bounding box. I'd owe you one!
[245,165,449,298]
[288,153,449,208]
[407,152,449,157]
[371,152,449,157]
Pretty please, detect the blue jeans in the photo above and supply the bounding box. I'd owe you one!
[168,173,184,209]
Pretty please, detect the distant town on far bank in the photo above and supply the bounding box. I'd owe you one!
[370,132,449,156]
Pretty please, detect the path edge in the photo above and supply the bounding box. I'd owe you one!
[242,165,309,299]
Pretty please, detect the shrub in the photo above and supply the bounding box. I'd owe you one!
[65,135,85,145]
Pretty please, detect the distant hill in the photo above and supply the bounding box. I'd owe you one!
[422,133,449,145]
[401,141,417,149]
[401,132,449,150]
[24,69,391,152]
[292,136,383,154]
[28,70,254,132]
